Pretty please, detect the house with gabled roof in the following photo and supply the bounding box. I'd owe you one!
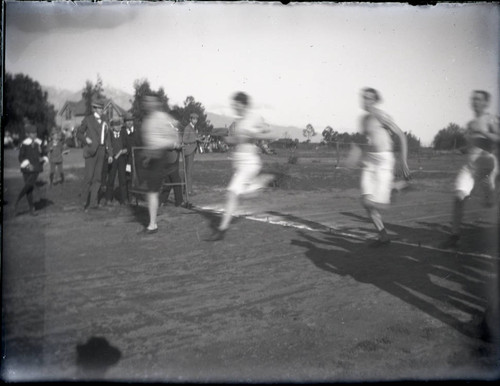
[57,99,87,135]
[103,99,132,125]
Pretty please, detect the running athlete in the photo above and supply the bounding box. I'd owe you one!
[207,92,275,241]
[356,87,410,246]
[444,90,499,247]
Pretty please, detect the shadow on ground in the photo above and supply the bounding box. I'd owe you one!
[340,211,498,257]
[291,223,498,343]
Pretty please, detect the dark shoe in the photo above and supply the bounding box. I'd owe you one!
[179,202,193,209]
[29,208,38,217]
[206,228,227,242]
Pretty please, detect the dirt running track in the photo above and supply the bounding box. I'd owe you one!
[1,148,499,382]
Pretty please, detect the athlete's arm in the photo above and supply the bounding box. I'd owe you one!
[486,115,500,143]
[374,109,411,179]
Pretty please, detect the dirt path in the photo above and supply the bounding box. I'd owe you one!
[2,149,499,382]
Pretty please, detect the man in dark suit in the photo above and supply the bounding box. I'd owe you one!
[77,100,109,210]
[160,147,185,208]
[181,112,199,195]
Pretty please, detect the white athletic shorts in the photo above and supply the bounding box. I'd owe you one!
[227,144,263,196]
[361,152,395,205]
[455,150,498,197]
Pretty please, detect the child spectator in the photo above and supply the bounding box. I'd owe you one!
[14,123,48,216]
[48,128,67,186]
[104,120,130,206]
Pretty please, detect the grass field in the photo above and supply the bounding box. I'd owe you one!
[2,146,499,382]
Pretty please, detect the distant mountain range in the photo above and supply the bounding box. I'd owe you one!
[43,85,307,141]
[206,112,305,140]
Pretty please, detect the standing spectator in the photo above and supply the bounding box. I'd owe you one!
[160,147,186,208]
[76,100,109,211]
[14,123,48,216]
[4,131,14,149]
[124,118,138,204]
[104,121,129,206]
[181,112,200,196]
[48,128,66,186]
[140,95,181,234]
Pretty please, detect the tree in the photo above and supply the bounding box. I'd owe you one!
[169,95,213,136]
[82,74,106,115]
[322,126,333,143]
[432,123,466,150]
[82,81,94,117]
[322,126,341,145]
[303,123,317,142]
[3,72,56,140]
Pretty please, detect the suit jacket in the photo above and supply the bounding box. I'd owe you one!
[107,128,129,159]
[77,114,108,159]
[19,137,46,173]
[182,123,198,156]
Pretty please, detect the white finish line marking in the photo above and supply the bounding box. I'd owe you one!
[194,205,497,260]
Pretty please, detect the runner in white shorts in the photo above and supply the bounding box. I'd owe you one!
[207,92,275,241]
[356,87,410,246]
[445,90,499,247]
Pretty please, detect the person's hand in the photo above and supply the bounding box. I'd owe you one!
[26,164,34,172]
[122,148,128,155]
[85,137,92,145]
[108,156,113,164]
[400,161,411,180]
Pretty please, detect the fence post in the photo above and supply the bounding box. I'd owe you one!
[336,141,340,168]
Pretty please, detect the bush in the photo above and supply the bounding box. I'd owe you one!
[265,162,291,189]
[288,154,298,164]
[432,123,466,150]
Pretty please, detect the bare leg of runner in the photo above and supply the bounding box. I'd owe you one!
[146,192,159,232]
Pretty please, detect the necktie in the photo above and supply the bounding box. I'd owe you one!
[101,122,107,145]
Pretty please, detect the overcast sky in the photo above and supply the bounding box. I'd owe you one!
[5,1,499,145]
